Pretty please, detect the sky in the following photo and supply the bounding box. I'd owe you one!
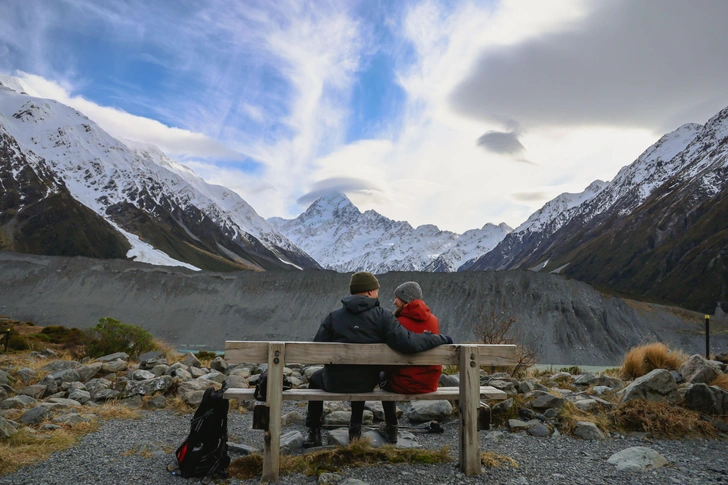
[1,0,728,233]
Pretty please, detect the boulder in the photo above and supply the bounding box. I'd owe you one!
[170,369,192,381]
[16,368,37,382]
[120,395,144,408]
[489,379,517,395]
[20,385,47,400]
[51,369,81,384]
[95,352,129,362]
[591,386,613,396]
[715,353,728,365]
[101,360,128,374]
[85,378,112,397]
[439,374,459,387]
[139,352,165,368]
[0,387,7,401]
[574,399,599,412]
[20,405,52,425]
[228,367,251,379]
[607,446,668,471]
[77,362,103,382]
[53,413,96,425]
[0,370,15,386]
[572,421,604,440]
[324,411,374,426]
[210,357,228,373]
[304,366,324,379]
[131,370,157,381]
[42,361,82,372]
[181,353,202,368]
[120,376,173,398]
[65,382,86,393]
[198,371,226,383]
[188,367,208,378]
[68,390,91,404]
[573,373,623,389]
[146,395,167,409]
[679,354,723,384]
[92,389,120,402]
[282,410,305,426]
[683,383,724,415]
[518,380,535,394]
[280,430,304,454]
[0,417,17,438]
[508,419,539,430]
[45,397,82,408]
[151,365,169,377]
[38,376,58,397]
[224,375,248,389]
[182,390,206,406]
[406,400,453,422]
[618,369,678,404]
[493,398,514,414]
[0,395,38,409]
[527,423,552,437]
[532,393,565,410]
[178,379,218,395]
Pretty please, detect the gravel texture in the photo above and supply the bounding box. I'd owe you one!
[1,402,727,485]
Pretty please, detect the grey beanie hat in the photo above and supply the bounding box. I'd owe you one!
[394,281,423,303]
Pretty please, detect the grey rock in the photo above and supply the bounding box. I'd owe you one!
[406,400,453,422]
[78,362,103,382]
[0,370,15,386]
[318,472,344,484]
[519,380,535,393]
[182,390,206,406]
[247,374,261,385]
[120,395,144,408]
[210,357,228,373]
[68,390,91,404]
[151,364,169,377]
[508,419,539,430]
[101,359,128,374]
[679,354,723,384]
[439,374,460,387]
[340,479,369,485]
[95,352,130,362]
[607,446,668,471]
[304,365,324,379]
[669,370,683,384]
[228,442,259,455]
[170,368,192,381]
[20,384,47,399]
[188,366,208,378]
[20,405,51,425]
[0,395,38,409]
[177,379,218,395]
[45,397,82,408]
[574,399,599,412]
[131,369,156,381]
[181,352,202,368]
[66,382,86,393]
[324,410,374,426]
[532,393,565,410]
[146,395,167,409]
[120,376,173,398]
[51,368,81,384]
[53,413,95,425]
[0,387,7,401]
[0,416,17,438]
[198,371,225,383]
[527,423,551,437]
[85,378,111,397]
[42,361,82,372]
[572,421,605,440]
[489,379,517,394]
[282,410,306,426]
[228,367,251,379]
[224,375,248,389]
[16,367,37,382]
[363,401,401,421]
[41,423,61,431]
[138,351,164,366]
[619,369,679,404]
[544,408,558,419]
[493,398,514,414]
[683,383,724,415]
[92,389,120,402]
[280,430,304,454]
[591,386,613,396]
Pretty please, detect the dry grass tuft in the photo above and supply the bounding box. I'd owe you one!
[153,338,183,363]
[228,441,452,480]
[711,374,728,390]
[558,402,612,436]
[166,396,197,415]
[480,451,519,468]
[94,402,142,420]
[621,342,688,379]
[0,422,98,476]
[611,399,717,439]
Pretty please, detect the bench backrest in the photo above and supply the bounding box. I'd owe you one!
[224,341,517,366]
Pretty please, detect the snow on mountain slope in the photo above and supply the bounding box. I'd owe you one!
[0,78,317,270]
[269,192,511,273]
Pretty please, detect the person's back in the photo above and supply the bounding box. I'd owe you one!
[386,298,442,393]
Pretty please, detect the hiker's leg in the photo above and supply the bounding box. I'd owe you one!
[382,401,398,426]
[305,369,325,429]
[350,401,365,426]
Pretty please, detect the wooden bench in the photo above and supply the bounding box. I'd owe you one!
[224,341,517,482]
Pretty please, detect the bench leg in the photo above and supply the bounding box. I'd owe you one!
[262,342,285,483]
[459,345,481,475]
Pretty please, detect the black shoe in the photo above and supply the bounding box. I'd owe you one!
[303,428,322,448]
[378,422,398,444]
[348,425,362,442]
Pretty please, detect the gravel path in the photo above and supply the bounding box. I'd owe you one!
[1,404,727,485]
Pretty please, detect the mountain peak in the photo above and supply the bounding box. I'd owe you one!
[311,191,352,208]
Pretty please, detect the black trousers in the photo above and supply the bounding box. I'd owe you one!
[305,369,398,428]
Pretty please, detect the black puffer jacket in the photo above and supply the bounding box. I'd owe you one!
[313,295,448,392]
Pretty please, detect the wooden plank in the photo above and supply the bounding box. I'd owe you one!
[459,344,481,476]
[262,342,285,483]
[224,386,507,402]
[225,341,517,366]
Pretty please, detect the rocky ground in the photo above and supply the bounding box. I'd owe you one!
[1,349,728,484]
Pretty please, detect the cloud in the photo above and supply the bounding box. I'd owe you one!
[477,130,525,155]
[450,0,728,132]
[512,191,549,202]
[297,177,384,205]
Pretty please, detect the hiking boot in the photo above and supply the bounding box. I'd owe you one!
[378,422,398,444]
[348,424,362,442]
[303,428,322,448]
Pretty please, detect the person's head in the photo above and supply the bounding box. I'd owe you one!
[393,281,423,314]
[349,271,380,298]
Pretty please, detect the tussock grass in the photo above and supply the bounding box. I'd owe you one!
[611,399,716,439]
[228,441,452,480]
[710,374,728,390]
[0,422,98,476]
[480,451,519,468]
[166,396,197,415]
[621,342,688,379]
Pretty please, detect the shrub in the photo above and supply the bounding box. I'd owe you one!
[40,326,86,346]
[195,350,217,360]
[7,332,29,351]
[84,318,157,360]
[611,399,716,439]
[621,342,688,379]
[711,374,728,390]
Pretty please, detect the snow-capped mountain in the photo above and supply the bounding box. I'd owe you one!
[465,122,703,271]
[0,78,320,271]
[269,192,511,273]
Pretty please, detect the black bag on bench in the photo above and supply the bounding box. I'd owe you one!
[253,370,293,401]
[174,386,231,478]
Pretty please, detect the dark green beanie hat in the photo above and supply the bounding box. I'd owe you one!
[350,271,380,294]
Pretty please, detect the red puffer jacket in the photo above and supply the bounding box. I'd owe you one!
[386,300,442,393]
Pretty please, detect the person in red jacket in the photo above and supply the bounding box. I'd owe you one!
[378,281,443,443]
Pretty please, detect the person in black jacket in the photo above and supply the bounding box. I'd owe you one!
[303,271,452,447]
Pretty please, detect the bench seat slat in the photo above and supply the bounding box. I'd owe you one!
[223,385,506,402]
